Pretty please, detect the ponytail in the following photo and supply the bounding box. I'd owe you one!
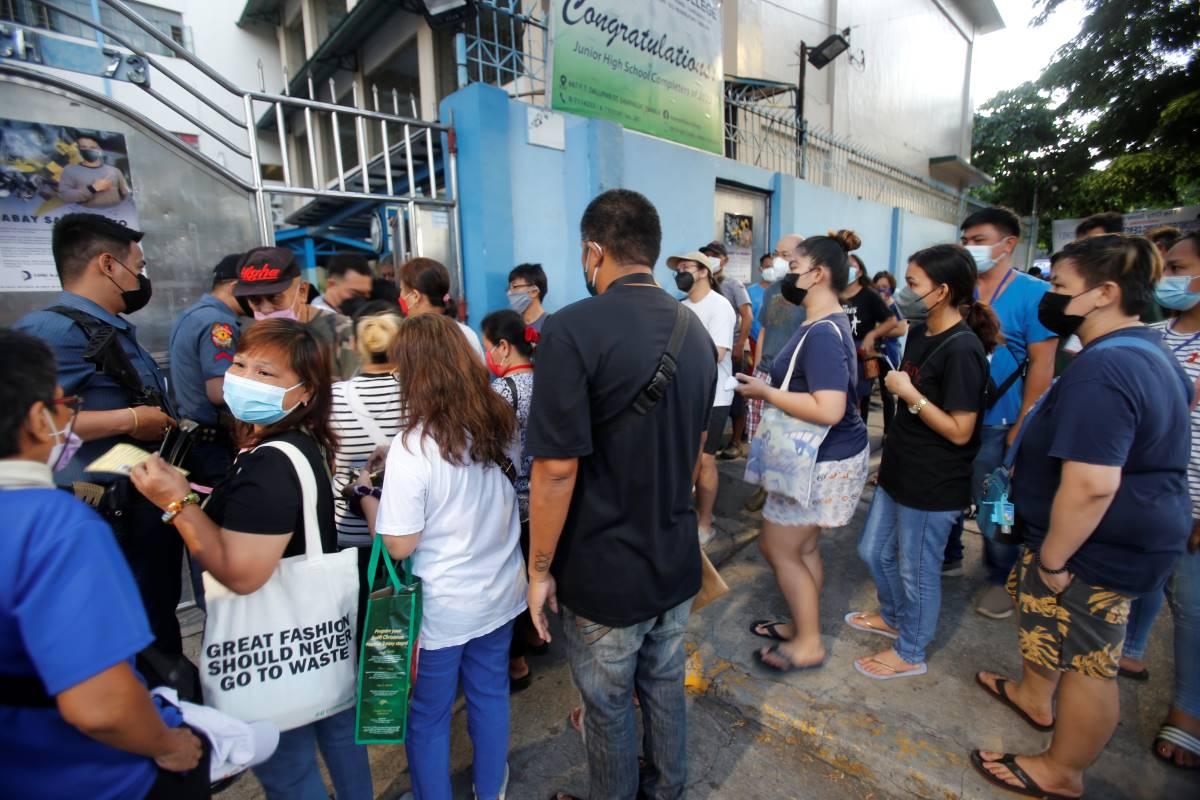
[964,300,1003,355]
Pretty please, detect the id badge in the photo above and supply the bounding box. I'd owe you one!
[992,499,1015,527]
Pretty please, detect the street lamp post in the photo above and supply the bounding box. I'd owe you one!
[795,30,851,181]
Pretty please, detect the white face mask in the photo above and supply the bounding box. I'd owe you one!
[771,256,790,276]
[43,409,80,470]
[761,266,779,282]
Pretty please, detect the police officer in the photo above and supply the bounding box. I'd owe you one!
[15,213,185,663]
[168,253,242,486]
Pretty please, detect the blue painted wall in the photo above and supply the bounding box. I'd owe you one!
[442,83,963,331]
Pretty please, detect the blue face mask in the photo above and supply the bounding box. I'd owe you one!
[847,265,859,284]
[1155,275,1200,311]
[223,371,305,424]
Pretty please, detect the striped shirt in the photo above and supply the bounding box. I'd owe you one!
[1154,320,1200,519]
[330,372,402,547]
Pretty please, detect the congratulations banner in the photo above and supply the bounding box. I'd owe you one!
[551,0,724,154]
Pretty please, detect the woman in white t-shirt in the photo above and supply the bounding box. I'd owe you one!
[359,313,525,800]
[397,256,484,358]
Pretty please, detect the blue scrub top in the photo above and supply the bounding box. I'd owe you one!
[984,271,1056,427]
[168,294,240,425]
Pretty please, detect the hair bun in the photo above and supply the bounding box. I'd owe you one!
[828,229,862,253]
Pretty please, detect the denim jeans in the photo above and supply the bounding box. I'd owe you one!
[942,425,1018,584]
[252,707,371,800]
[1126,549,1200,718]
[406,620,514,800]
[858,485,961,664]
[562,598,692,800]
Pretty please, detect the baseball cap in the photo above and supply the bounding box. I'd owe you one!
[666,250,713,271]
[233,247,300,297]
[699,240,728,258]
[212,253,242,282]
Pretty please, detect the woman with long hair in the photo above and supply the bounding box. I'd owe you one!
[366,313,526,800]
[736,230,871,672]
[849,244,998,679]
[971,235,1191,798]
[397,257,484,357]
[839,247,902,427]
[129,319,371,800]
[480,309,546,693]
[871,267,908,436]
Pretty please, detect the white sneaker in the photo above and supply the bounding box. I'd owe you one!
[698,526,715,547]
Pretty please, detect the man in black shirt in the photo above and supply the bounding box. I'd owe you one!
[527,189,717,800]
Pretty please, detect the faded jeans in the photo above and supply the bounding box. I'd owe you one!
[252,707,371,800]
[858,485,961,664]
[561,598,693,800]
[1124,547,1200,718]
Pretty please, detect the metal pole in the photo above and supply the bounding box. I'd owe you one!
[798,42,808,181]
[375,85,393,197]
[1027,183,1039,271]
[242,93,272,245]
[455,31,469,90]
[329,78,346,193]
[447,115,465,303]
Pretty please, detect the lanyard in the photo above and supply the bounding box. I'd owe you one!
[1168,320,1200,355]
[975,268,1015,306]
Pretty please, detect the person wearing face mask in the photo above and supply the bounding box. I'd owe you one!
[849,245,996,681]
[507,263,551,333]
[970,233,1192,800]
[233,246,360,381]
[743,236,809,513]
[311,254,374,316]
[669,250,737,545]
[736,231,871,673]
[480,309,546,694]
[1115,231,1200,769]
[16,214,185,665]
[838,243,902,428]
[701,241,755,460]
[56,135,132,210]
[0,328,207,800]
[942,207,1058,622]
[398,256,485,358]
[129,319,373,800]
[872,269,907,438]
[526,190,717,800]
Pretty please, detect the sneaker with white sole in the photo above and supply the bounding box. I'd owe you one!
[975,584,1014,619]
[941,560,964,577]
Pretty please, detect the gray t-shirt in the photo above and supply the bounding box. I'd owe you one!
[757,281,807,366]
[719,276,751,312]
[57,163,130,209]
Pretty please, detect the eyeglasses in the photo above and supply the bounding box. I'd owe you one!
[53,395,84,413]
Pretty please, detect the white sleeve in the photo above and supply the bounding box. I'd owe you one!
[713,301,736,350]
[375,433,431,537]
[458,322,485,360]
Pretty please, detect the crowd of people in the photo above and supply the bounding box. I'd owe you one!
[0,194,1196,800]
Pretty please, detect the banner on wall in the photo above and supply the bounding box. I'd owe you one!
[723,212,753,285]
[1051,205,1200,254]
[550,0,724,154]
[0,118,140,292]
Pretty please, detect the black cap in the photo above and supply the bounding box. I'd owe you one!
[212,253,242,282]
[700,240,727,258]
[233,247,300,297]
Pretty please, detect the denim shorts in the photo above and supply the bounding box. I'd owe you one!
[1007,548,1133,679]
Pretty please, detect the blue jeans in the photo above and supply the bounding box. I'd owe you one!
[1126,549,1200,718]
[943,425,1018,584]
[858,486,961,664]
[562,598,692,800]
[252,707,371,800]
[406,620,514,800]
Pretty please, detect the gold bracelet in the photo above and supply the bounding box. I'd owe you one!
[162,491,200,524]
[129,406,140,436]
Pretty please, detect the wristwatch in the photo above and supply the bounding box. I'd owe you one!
[908,396,929,415]
[161,491,200,524]
[353,484,382,500]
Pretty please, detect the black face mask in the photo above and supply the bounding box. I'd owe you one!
[79,149,103,162]
[780,269,816,306]
[107,257,153,314]
[674,271,695,293]
[1037,289,1095,338]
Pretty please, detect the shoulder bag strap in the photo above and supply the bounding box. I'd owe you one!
[341,380,391,448]
[597,303,691,434]
[255,441,325,562]
[503,377,519,414]
[778,318,843,391]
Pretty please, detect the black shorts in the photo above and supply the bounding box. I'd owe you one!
[703,405,732,455]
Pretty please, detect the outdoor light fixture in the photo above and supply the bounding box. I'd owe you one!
[419,0,476,29]
[807,31,851,70]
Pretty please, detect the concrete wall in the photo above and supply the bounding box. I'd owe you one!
[443,83,965,332]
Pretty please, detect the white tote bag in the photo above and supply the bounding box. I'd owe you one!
[201,441,360,731]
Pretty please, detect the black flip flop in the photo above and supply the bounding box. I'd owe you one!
[1118,665,1149,681]
[969,751,1081,800]
[510,669,533,693]
[749,619,790,641]
[525,641,551,657]
[975,673,1055,732]
[753,643,824,673]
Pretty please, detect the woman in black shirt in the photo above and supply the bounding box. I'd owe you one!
[130,319,372,800]
[848,245,997,680]
[840,256,901,425]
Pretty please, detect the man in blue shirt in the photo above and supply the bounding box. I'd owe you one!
[942,207,1058,619]
[168,253,243,485]
[15,214,185,658]
[0,328,202,799]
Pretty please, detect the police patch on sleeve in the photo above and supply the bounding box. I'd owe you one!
[210,322,235,349]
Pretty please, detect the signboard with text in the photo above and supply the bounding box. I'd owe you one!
[550,0,724,154]
[1052,205,1200,254]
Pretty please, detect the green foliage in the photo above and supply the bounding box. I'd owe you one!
[971,0,1200,248]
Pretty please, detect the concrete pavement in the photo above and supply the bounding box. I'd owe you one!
[195,426,1197,799]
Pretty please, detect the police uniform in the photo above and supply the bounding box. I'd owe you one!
[15,291,185,658]
[168,293,240,484]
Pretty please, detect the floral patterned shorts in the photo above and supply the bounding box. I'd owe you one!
[763,445,870,529]
[745,367,772,441]
[1006,548,1133,679]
